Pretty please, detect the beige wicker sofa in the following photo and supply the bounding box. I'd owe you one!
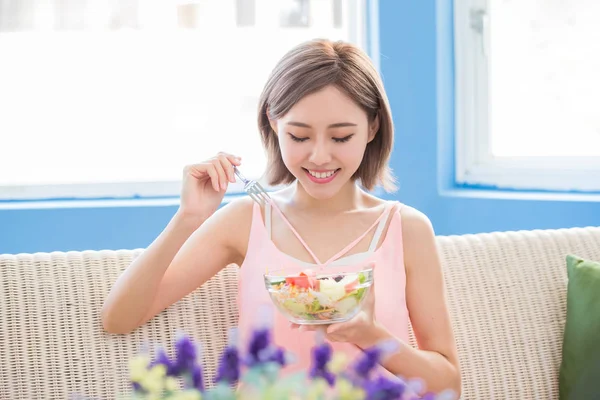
[1,226,599,399]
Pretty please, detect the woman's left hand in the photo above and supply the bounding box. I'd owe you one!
[290,280,383,349]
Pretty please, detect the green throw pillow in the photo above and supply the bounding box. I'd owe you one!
[559,254,600,400]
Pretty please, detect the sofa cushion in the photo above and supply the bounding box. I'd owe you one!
[559,254,600,399]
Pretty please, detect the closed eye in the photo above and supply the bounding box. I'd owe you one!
[288,133,308,142]
[333,134,354,143]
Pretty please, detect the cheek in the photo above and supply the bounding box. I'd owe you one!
[339,141,368,165]
[278,139,304,167]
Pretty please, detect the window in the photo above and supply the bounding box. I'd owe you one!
[0,0,368,200]
[454,0,600,192]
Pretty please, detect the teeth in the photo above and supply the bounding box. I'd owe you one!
[308,169,336,179]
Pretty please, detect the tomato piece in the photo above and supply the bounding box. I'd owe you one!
[313,279,320,291]
[344,278,359,293]
[285,276,310,289]
[285,270,321,290]
[302,271,320,290]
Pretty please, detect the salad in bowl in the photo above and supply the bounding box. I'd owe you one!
[264,267,374,325]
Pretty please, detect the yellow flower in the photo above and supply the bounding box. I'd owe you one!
[328,352,349,374]
[139,364,167,395]
[165,377,180,392]
[334,378,365,400]
[129,355,151,382]
[306,378,329,400]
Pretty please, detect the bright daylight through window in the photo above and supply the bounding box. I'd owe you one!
[0,0,366,200]
[454,0,600,191]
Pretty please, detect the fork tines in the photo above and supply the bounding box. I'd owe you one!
[246,181,271,206]
[233,166,271,206]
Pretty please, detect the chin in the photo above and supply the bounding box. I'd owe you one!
[301,187,339,200]
[294,169,350,200]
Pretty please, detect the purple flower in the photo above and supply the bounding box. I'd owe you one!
[352,340,399,381]
[214,345,240,384]
[309,342,335,386]
[353,347,382,379]
[168,334,205,391]
[244,328,288,367]
[267,347,287,367]
[131,382,142,392]
[246,328,270,365]
[173,334,199,375]
[150,347,177,376]
[363,375,406,400]
[191,365,204,391]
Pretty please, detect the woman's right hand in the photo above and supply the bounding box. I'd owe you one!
[178,152,242,220]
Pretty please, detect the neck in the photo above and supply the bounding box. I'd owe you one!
[289,180,362,214]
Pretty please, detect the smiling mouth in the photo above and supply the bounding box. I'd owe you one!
[304,168,339,178]
[302,168,341,183]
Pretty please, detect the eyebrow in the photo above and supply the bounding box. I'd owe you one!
[286,121,357,129]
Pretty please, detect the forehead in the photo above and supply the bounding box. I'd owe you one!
[281,85,367,124]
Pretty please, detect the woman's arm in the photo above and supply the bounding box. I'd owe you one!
[101,197,252,334]
[360,207,461,395]
[315,205,460,395]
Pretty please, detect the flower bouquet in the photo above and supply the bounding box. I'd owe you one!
[120,312,457,400]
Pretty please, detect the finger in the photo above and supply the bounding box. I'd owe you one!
[217,154,236,183]
[367,280,375,301]
[365,282,376,313]
[185,163,212,180]
[326,324,336,335]
[227,152,242,166]
[325,333,339,343]
[217,151,242,163]
[326,323,344,335]
[183,164,203,179]
[204,164,220,192]
[325,330,341,343]
[211,159,228,191]
[217,151,242,175]
[298,324,324,332]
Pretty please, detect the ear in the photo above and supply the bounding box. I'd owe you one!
[367,113,380,143]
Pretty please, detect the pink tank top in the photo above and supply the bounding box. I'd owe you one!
[237,199,409,377]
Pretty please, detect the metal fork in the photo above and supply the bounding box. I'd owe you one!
[233,166,271,206]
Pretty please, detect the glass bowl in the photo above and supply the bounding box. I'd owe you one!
[263,267,374,325]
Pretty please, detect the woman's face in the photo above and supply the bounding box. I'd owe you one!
[271,85,378,200]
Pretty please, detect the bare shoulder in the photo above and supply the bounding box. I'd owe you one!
[398,205,435,237]
[397,205,438,269]
[203,196,256,259]
[218,196,255,219]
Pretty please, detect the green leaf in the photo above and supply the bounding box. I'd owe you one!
[352,288,365,301]
[358,272,366,284]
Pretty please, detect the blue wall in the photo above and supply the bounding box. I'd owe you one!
[1,0,599,254]
[378,0,600,236]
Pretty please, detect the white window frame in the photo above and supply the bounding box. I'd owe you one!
[0,0,368,201]
[453,0,600,192]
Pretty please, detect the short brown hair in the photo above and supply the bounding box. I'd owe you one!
[257,38,396,192]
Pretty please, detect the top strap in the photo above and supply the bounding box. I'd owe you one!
[368,201,398,252]
[265,200,272,240]
[268,199,397,268]
[268,199,322,265]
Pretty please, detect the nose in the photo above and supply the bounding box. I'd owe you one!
[308,140,332,166]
